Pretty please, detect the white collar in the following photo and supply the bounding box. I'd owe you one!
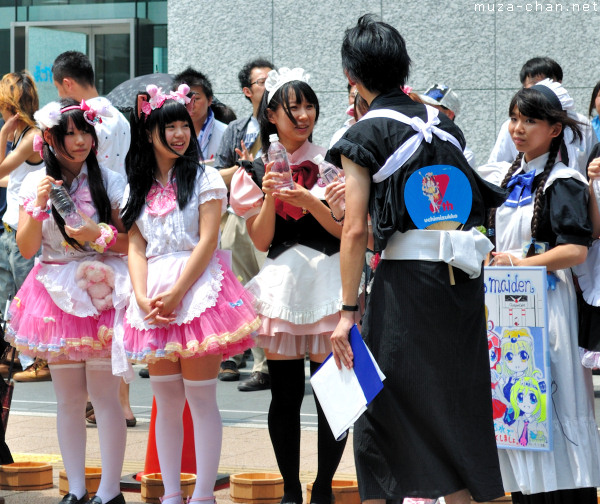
[518,152,550,177]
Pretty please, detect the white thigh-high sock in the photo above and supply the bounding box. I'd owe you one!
[183,378,222,501]
[49,363,88,500]
[150,374,186,504]
[86,360,126,502]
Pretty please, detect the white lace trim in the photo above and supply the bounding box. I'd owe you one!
[248,286,341,325]
[198,188,227,214]
[126,252,224,330]
[36,256,130,317]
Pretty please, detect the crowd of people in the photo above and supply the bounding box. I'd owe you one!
[0,12,599,504]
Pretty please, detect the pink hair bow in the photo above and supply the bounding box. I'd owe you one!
[79,99,103,126]
[147,85,167,110]
[33,134,44,155]
[169,84,191,105]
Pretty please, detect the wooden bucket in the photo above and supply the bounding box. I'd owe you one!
[141,472,196,503]
[307,480,359,504]
[230,472,284,504]
[59,467,102,497]
[0,461,53,490]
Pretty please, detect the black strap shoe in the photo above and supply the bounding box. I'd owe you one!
[60,492,89,504]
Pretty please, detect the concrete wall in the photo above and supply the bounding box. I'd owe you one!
[169,0,600,166]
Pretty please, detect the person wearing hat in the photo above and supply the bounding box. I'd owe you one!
[419,83,476,168]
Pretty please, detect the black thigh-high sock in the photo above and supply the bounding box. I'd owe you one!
[267,358,305,503]
[309,360,348,504]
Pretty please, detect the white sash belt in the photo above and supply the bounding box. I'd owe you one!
[360,107,463,183]
[381,228,493,279]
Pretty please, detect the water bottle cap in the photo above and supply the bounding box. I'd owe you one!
[313,154,324,164]
[269,134,279,143]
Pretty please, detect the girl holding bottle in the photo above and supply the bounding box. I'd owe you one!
[6,98,130,504]
[230,68,347,504]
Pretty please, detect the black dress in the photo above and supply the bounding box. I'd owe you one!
[328,90,506,502]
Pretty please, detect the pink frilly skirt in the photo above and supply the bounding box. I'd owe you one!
[6,255,130,363]
[123,249,259,363]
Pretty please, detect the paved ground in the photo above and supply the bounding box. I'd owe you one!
[0,362,353,504]
[3,370,600,503]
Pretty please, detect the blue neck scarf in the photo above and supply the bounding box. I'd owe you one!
[505,170,536,208]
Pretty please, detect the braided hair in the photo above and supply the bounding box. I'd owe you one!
[488,86,583,253]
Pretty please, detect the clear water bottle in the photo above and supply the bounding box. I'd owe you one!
[313,154,344,185]
[49,183,84,228]
[267,134,295,190]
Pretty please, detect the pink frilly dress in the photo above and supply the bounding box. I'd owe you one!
[6,165,131,364]
[230,141,348,357]
[122,165,259,363]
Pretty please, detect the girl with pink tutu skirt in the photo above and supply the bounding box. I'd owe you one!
[120,85,259,504]
[6,99,131,504]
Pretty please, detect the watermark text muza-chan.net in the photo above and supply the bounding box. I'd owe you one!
[475,2,600,12]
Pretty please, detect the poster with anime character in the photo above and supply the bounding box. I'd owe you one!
[484,266,551,451]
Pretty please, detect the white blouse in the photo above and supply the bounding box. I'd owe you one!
[19,164,126,262]
[123,165,227,258]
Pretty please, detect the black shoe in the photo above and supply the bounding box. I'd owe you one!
[238,371,271,391]
[86,493,126,504]
[218,360,240,381]
[139,366,149,378]
[60,492,89,504]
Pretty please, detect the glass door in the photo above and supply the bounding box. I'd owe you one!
[12,20,134,106]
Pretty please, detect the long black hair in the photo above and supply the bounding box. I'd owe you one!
[42,99,110,250]
[258,80,319,154]
[488,86,583,247]
[122,95,201,230]
[589,80,600,118]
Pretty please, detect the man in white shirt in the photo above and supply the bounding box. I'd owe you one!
[487,57,593,175]
[52,51,130,177]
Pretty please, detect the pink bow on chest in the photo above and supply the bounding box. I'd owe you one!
[71,180,96,218]
[146,179,177,217]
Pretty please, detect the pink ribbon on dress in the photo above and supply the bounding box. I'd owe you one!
[71,177,96,218]
[146,179,177,217]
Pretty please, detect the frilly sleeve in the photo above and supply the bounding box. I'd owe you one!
[230,166,263,219]
[196,166,228,214]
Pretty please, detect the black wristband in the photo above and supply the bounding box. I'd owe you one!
[341,304,359,312]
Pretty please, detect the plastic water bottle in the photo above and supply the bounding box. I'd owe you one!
[49,184,84,228]
[313,154,344,184]
[267,134,295,190]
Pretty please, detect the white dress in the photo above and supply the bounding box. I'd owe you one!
[479,154,600,494]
